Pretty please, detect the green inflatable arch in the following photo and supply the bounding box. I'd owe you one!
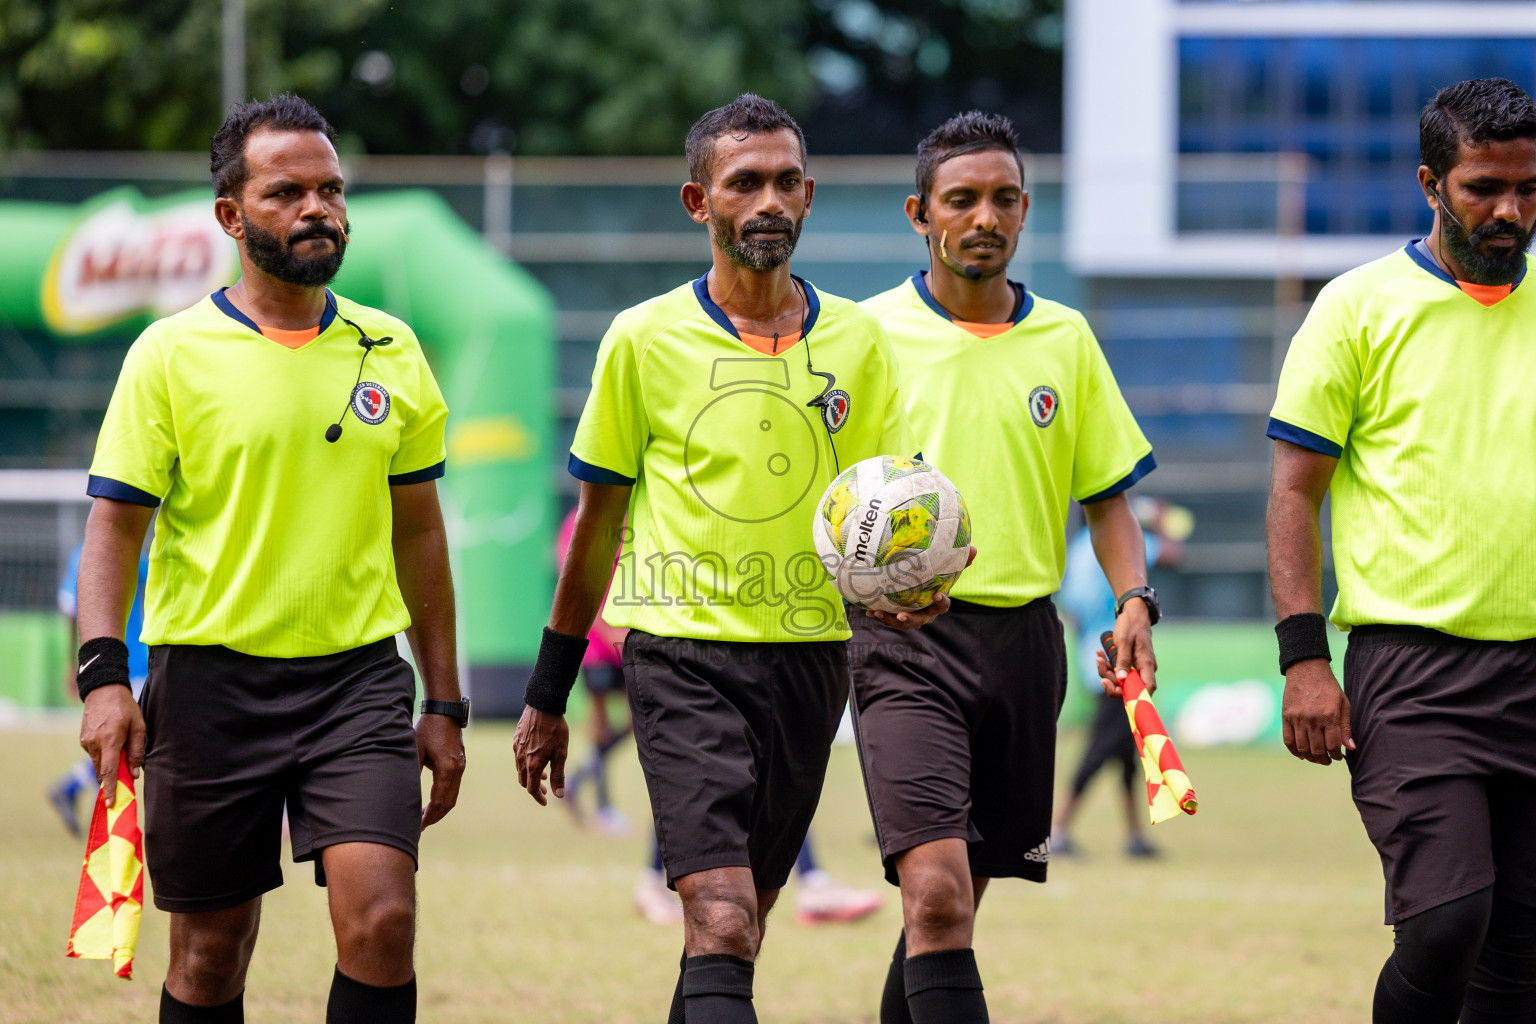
[0,188,556,715]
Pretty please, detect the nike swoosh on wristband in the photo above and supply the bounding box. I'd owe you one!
[79,654,100,674]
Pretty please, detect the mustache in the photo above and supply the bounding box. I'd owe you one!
[288,222,342,246]
[740,216,795,235]
[959,231,1007,248]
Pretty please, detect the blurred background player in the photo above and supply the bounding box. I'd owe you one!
[1052,496,1192,860]
[513,94,926,1024]
[856,111,1160,1024]
[1268,78,1536,1024]
[555,506,632,837]
[47,541,149,836]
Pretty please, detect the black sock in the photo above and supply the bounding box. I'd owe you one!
[667,950,687,1024]
[1462,893,1536,1023]
[326,966,416,1024]
[159,986,243,1023]
[904,949,988,1024]
[682,954,756,1024]
[881,931,915,1024]
[1373,953,1463,1024]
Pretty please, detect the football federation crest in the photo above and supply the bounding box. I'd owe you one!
[821,389,851,433]
[1028,385,1059,428]
[351,382,391,425]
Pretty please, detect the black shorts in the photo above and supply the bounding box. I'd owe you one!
[1344,626,1536,924]
[623,629,848,891]
[140,638,422,914]
[849,597,1067,885]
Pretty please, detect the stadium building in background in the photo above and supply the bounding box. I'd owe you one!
[1065,0,1536,617]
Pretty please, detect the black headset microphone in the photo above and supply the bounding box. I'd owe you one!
[916,205,983,281]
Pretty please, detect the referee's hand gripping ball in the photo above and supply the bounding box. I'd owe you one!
[863,546,978,631]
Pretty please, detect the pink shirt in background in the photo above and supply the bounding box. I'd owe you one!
[557,508,626,668]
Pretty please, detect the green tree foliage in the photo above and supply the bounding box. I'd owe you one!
[0,0,1064,155]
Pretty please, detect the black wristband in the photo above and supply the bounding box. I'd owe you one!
[76,636,132,700]
[522,627,589,715]
[1276,613,1332,674]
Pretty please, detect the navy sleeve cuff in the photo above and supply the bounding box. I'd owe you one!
[1266,418,1343,458]
[86,475,161,508]
[389,460,447,486]
[568,453,636,486]
[1081,451,1157,504]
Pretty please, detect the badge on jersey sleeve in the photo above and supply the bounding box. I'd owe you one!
[1029,385,1059,428]
[351,382,391,425]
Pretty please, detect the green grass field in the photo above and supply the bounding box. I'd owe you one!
[2,719,1388,1023]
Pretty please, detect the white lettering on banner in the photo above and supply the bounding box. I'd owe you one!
[42,195,236,335]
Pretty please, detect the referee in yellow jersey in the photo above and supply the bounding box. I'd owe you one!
[514,95,947,1024]
[857,112,1159,1024]
[76,95,466,1024]
[1268,78,1536,1024]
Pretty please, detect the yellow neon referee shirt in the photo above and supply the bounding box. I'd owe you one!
[569,275,913,642]
[863,274,1154,606]
[1269,242,1536,641]
[89,289,449,658]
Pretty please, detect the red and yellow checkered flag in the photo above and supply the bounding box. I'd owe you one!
[1100,633,1197,825]
[66,751,144,979]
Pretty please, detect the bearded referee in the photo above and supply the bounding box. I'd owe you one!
[513,95,954,1024]
[856,111,1158,1024]
[1269,78,1536,1024]
[76,95,466,1024]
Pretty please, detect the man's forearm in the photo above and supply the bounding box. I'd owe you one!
[77,499,152,645]
[1266,489,1325,619]
[1084,495,1149,597]
[397,527,461,702]
[549,483,630,638]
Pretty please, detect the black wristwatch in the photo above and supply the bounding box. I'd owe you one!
[419,697,470,727]
[1115,585,1161,625]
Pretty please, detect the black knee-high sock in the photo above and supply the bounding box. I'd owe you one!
[904,949,988,1024]
[1462,893,1536,1023]
[667,950,687,1024]
[326,966,416,1024]
[1374,953,1464,1024]
[881,931,915,1024]
[682,954,756,1024]
[159,986,244,1023]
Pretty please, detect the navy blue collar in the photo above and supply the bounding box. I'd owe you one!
[692,273,820,342]
[910,271,1031,325]
[210,287,340,336]
[1404,238,1527,293]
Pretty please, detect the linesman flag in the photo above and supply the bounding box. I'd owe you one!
[1100,632,1198,825]
[67,751,144,979]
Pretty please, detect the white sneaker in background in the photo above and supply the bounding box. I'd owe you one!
[633,867,684,925]
[795,869,884,925]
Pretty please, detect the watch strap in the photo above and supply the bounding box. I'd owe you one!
[419,697,470,726]
[1115,585,1160,625]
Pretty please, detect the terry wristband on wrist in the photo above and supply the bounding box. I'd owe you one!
[1276,612,1332,674]
[522,627,590,715]
[76,636,132,700]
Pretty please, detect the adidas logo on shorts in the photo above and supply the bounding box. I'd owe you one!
[1023,839,1050,864]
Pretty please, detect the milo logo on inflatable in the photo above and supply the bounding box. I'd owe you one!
[42,188,237,335]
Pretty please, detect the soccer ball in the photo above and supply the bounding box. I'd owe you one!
[812,455,972,614]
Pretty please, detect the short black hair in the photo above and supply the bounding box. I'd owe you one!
[1420,78,1536,181]
[685,94,805,186]
[915,111,1024,200]
[211,94,337,199]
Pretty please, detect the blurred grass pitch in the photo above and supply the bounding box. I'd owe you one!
[3,721,1387,1023]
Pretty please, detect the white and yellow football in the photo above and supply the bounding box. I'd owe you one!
[812,455,972,613]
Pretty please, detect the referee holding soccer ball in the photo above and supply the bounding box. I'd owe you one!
[76,95,465,1024]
